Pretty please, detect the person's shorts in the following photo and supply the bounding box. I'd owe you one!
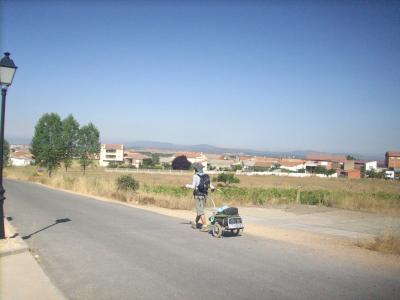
[194,195,206,216]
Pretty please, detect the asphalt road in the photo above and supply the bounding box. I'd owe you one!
[4,179,400,300]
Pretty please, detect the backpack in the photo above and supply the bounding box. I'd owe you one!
[196,173,210,195]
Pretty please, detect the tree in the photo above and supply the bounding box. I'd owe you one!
[31,113,64,176]
[77,123,100,174]
[313,165,328,174]
[61,114,80,171]
[3,139,10,166]
[172,155,191,170]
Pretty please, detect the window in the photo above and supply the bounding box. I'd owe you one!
[106,155,116,159]
[106,149,116,153]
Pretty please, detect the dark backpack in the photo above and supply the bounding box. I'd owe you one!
[196,173,210,195]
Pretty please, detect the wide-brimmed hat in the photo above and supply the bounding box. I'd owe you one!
[193,163,204,172]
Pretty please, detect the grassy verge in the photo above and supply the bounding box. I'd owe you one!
[357,230,400,255]
[4,166,400,215]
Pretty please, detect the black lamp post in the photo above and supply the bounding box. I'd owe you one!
[0,52,17,239]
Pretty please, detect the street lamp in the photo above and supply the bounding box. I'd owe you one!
[0,52,17,239]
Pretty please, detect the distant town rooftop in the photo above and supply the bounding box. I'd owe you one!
[386,151,400,157]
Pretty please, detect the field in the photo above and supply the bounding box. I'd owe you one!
[5,165,400,215]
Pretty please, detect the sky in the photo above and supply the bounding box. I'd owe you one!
[1,0,399,156]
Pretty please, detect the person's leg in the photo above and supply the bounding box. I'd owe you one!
[199,197,209,231]
[193,195,203,229]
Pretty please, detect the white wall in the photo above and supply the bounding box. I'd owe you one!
[11,158,31,166]
[365,161,377,171]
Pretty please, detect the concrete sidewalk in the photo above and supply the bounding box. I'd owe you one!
[0,219,65,300]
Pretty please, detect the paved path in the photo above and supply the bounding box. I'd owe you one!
[5,179,400,300]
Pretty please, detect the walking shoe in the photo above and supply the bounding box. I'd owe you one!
[200,225,209,232]
[191,222,197,229]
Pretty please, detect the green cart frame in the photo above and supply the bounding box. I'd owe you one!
[210,213,244,238]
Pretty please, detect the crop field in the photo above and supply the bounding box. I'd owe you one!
[5,165,400,215]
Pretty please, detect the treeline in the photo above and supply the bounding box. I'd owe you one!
[31,113,100,176]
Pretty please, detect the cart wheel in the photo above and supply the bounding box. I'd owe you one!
[231,229,240,236]
[213,223,223,238]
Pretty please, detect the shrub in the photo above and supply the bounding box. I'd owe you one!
[216,173,240,185]
[300,190,329,205]
[116,175,139,192]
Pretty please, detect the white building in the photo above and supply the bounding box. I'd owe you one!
[176,152,208,170]
[10,151,33,166]
[99,144,124,166]
[124,152,150,168]
[365,161,377,171]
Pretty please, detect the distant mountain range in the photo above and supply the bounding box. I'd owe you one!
[8,137,383,161]
[125,140,383,161]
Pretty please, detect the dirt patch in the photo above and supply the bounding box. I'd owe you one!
[357,230,400,255]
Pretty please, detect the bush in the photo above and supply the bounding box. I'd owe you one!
[216,173,240,185]
[300,190,329,205]
[116,175,139,192]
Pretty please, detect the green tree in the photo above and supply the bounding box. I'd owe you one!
[3,139,10,166]
[151,153,160,165]
[31,113,64,176]
[77,123,100,174]
[313,165,327,174]
[61,114,80,171]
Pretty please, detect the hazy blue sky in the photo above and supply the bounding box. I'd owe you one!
[1,1,399,155]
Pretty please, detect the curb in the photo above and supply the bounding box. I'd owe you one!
[0,219,29,257]
[0,217,67,300]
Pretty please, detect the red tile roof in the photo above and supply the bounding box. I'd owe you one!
[176,152,203,159]
[279,160,305,167]
[306,153,347,163]
[386,151,400,157]
[239,156,254,161]
[11,151,33,159]
[124,152,149,160]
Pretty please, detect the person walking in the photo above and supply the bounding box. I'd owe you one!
[185,163,215,232]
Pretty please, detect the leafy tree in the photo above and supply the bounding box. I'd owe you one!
[216,173,240,185]
[31,113,64,176]
[313,165,328,174]
[77,123,100,174]
[172,155,191,170]
[231,164,243,171]
[162,162,172,169]
[3,139,10,166]
[141,158,154,168]
[61,114,80,171]
[365,169,385,179]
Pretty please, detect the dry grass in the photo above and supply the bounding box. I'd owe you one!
[4,166,400,215]
[357,230,400,255]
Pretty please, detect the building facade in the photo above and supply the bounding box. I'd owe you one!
[386,151,400,169]
[99,144,124,166]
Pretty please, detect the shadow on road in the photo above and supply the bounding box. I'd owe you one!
[22,218,72,240]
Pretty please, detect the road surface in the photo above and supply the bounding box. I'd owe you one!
[5,179,400,299]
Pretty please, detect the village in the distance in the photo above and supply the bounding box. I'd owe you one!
[8,143,400,180]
